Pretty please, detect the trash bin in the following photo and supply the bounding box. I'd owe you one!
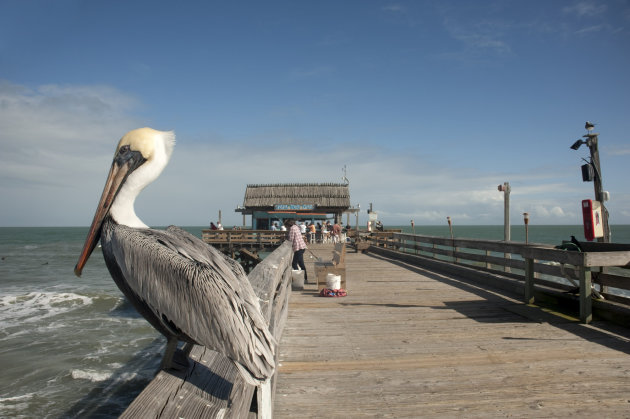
[326,273,341,290]
[291,269,305,290]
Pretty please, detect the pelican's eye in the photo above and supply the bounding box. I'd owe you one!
[119,145,131,154]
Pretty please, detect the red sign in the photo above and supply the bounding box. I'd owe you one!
[582,199,604,241]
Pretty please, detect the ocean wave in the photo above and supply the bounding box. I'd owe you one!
[71,369,113,382]
[71,369,141,384]
[0,392,35,412]
[0,393,35,403]
[0,292,93,331]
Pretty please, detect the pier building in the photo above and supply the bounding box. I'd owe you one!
[235,183,351,230]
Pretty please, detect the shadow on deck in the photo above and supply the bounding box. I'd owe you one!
[274,246,630,417]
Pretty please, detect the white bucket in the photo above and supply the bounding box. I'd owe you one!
[291,269,305,290]
[326,273,341,290]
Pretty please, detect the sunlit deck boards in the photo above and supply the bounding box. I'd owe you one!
[274,248,630,417]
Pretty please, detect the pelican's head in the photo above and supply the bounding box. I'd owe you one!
[74,128,175,277]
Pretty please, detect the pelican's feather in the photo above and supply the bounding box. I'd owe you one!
[100,217,276,383]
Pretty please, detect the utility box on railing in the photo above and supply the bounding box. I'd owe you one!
[582,199,604,241]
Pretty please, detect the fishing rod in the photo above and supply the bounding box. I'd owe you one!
[306,248,322,262]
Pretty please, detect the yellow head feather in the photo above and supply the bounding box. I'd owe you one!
[118,127,162,160]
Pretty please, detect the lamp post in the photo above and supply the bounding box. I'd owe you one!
[446,216,453,239]
[410,220,417,254]
[497,182,511,272]
[523,212,529,244]
[497,182,511,242]
[447,216,457,263]
[570,125,611,242]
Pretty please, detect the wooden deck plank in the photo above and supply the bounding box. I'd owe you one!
[274,248,630,417]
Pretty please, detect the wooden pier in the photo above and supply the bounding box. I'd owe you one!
[274,245,630,417]
[121,234,630,417]
[201,230,285,272]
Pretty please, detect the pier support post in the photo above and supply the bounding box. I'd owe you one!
[524,258,535,304]
[578,266,592,324]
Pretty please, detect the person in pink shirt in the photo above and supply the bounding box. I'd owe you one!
[284,219,308,283]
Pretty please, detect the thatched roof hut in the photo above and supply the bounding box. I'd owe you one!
[242,183,350,209]
[236,183,351,229]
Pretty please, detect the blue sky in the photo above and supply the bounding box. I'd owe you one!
[1,0,629,228]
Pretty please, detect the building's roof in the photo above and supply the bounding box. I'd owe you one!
[242,183,350,209]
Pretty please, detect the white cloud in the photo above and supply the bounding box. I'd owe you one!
[0,80,626,227]
[529,205,569,220]
[551,206,567,217]
[574,24,606,34]
[607,145,630,156]
[563,1,607,18]
[0,80,144,225]
[441,17,512,57]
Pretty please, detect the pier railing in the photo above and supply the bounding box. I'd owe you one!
[367,232,630,324]
[121,240,293,418]
[202,229,286,248]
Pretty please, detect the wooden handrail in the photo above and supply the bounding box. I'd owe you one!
[365,232,630,324]
[121,241,293,418]
[202,230,286,245]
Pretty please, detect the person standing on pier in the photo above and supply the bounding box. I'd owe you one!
[285,219,308,283]
[332,222,342,243]
[308,222,316,244]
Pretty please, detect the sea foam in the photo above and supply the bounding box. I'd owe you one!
[0,393,35,412]
[70,369,113,382]
[71,369,141,384]
[0,292,93,332]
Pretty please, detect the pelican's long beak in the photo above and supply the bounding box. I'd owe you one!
[74,156,137,277]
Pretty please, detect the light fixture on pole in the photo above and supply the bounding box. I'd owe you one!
[569,123,611,242]
[497,182,511,272]
[523,212,529,244]
[497,182,511,242]
[446,216,456,263]
[570,139,587,150]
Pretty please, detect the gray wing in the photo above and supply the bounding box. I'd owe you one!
[108,224,275,383]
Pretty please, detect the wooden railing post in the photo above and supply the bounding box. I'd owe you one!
[578,266,592,324]
[257,374,272,419]
[524,258,535,304]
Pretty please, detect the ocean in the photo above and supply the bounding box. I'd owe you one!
[1,224,629,418]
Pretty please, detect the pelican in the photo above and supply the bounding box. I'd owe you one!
[74,128,275,385]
